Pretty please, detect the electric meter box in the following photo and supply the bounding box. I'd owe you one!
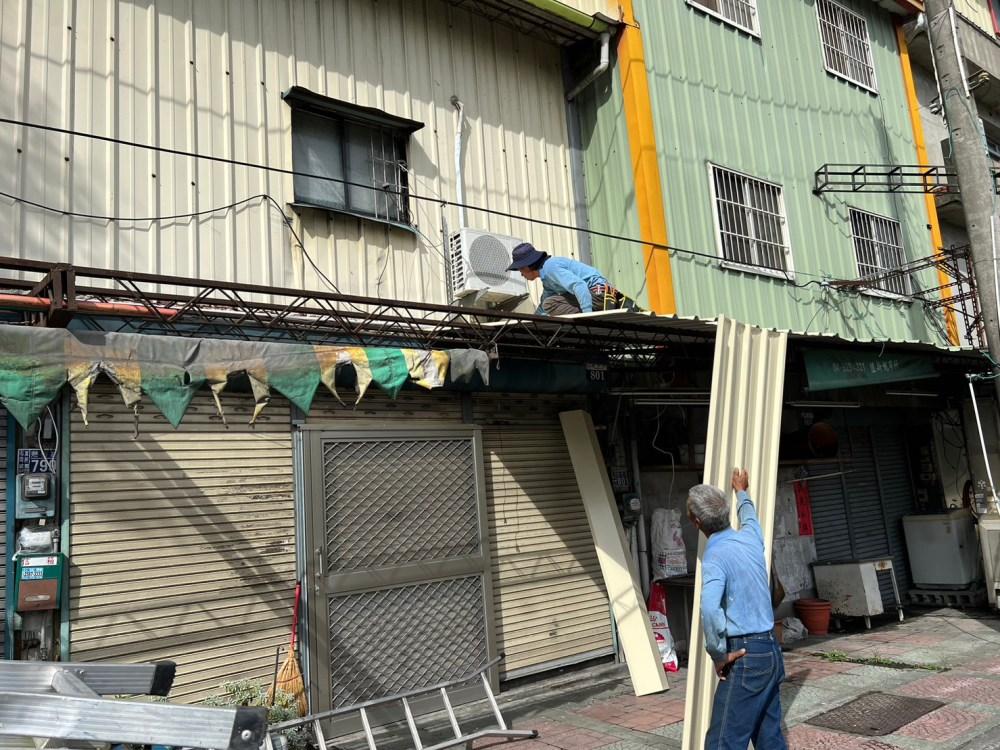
[14,554,63,612]
[15,473,56,519]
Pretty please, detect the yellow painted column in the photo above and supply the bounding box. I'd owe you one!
[617,0,676,314]
[896,22,960,346]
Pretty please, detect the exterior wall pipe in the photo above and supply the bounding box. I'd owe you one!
[968,377,1000,512]
[566,32,611,101]
[0,293,179,319]
[451,96,467,230]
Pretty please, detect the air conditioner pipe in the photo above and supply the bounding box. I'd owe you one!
[451,95,467,230]
[566,32,611,102]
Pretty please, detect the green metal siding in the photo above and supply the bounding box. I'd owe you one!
[581,0,952,345]
[578,59,650,308]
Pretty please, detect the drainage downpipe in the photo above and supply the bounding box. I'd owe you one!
[451,96,467,230]
[566,32,611,102]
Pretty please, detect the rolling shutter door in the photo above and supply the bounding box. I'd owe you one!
[843,427,891,560]
[0,408,6,655]
[873,425,915,597]
[484,427,613,680]
[808,462,853,562]
[70,388,295,702]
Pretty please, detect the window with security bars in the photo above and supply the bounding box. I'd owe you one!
[687,0,759,34]
[816,0,878,92]
[285,87,420,225]
[710,165,790,273]
[849,209,909,296]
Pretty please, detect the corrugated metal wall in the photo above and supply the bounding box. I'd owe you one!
[69,387,295,702]
[581,0,952,345]
[0,0,579,304]
[0,409,6,655]
[956,0,995,34]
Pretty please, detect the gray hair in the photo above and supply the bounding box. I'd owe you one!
[687,484,731,535]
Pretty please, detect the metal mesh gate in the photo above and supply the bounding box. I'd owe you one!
[307,429,494,711]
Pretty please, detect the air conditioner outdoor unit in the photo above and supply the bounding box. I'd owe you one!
[447,229,529,303]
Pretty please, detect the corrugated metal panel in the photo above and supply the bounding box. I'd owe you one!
[306,389,464,424]
[682,317,788,750]
[0,0,580,304]
[0,408,6,655]
[956,0,995,34]
[69,387,295,703]
[581,0,952,346]
[872,423,916,598]
[844,426,891,559]
[484,427,613,678]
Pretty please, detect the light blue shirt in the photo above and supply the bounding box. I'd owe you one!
[536,257,609,315]
[700,491,774,662]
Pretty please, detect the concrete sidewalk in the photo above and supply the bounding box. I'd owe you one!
[476,608,1000,750]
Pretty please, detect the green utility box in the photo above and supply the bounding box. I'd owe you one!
[14,554,63,612]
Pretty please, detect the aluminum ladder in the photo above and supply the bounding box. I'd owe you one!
[0,659,267,750]
[265,655,536,750]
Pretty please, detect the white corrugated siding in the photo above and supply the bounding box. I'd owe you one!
[69,387,295,703]
[0,408,6,655]
[0,0,580,304]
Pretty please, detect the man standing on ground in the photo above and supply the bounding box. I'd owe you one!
[687,469,787,750]
[505,242,638,316]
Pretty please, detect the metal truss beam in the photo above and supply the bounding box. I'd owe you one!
[0,256,710,363]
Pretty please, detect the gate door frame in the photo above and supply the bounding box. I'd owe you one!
[299,424,497,723]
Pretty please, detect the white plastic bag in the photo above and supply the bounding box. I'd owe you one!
[651,508,687,579]
[781,616,807,644]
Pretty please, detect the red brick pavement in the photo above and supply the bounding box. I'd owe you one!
[786,725,901,750]
[896,705,990,742]
[783,658,859,683]
[471,720,619,750]
[897,673,1000,706]
[579,695,686,730]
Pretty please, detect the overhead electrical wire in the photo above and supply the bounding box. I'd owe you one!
[0,116,965,304]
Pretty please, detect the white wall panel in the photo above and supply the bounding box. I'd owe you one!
[0,0,580,304]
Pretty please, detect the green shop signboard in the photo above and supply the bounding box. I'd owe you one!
[804,349,937,391]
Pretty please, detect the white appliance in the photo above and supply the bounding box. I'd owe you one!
[903,509,981,589]
[446,229,529,303]
[979,516,1000,607]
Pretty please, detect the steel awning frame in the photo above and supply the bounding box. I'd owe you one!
[0,256,977,364]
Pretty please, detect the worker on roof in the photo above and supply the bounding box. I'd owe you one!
[506,242,637,316]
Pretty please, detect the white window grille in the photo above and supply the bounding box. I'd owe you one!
[687,0,759,35]
[709,165,791,274]
[816,0,878,93]
[849,208,909,296]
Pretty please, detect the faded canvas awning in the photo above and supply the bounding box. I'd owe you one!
[0,326,487,429]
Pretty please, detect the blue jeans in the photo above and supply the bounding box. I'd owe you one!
[704,632,788,750]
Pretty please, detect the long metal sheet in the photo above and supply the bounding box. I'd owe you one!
[0,660,173,696]
[559,410,669,697]
[681,316,788,750]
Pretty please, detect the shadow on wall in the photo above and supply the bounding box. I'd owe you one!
[68,379,296,702]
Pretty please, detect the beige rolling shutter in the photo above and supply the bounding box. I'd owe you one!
[69,388,295,702]
[0,408,7,654]
[484,427,614,679]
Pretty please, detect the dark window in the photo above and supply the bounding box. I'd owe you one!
[284,87,423,226]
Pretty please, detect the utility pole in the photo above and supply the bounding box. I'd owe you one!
[923,0,1000,405]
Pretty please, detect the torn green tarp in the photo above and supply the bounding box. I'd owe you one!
[364,347,410,398]
[0,327,68,427]
[0,326,457,428]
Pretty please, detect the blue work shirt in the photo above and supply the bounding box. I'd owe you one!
[700,491,774,662]
[536,257,609,315]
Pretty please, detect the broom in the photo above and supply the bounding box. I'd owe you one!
[269,581,307,717]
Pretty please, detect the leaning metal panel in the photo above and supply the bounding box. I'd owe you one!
[322,438,480,572]
[327,576,489,706]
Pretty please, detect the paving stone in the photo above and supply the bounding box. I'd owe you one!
[897,674,1000,706]
[895,705,991,743]
[786,725,903,750]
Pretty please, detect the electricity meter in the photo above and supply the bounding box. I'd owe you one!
[15,473,56,519]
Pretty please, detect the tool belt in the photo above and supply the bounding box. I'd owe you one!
[589,284,636,311]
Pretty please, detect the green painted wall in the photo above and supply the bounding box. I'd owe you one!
[579,0,952,345]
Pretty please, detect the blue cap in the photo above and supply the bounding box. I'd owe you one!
[506,242,547,271]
